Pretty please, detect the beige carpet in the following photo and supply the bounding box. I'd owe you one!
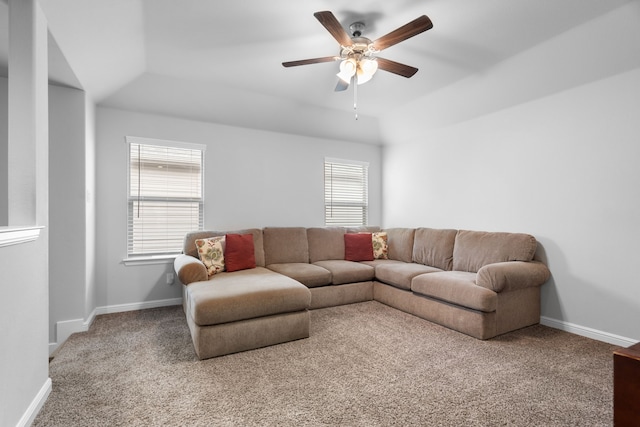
[35,301,616,426]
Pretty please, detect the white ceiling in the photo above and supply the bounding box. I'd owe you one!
[2,0,631,143]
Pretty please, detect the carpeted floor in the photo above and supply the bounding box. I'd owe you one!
[34,301,616,426]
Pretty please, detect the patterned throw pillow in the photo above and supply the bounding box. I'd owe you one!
[372,232,388,259]
[195,236,226,277]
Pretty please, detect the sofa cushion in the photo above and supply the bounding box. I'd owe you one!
[345,226,381,233]
[411,271,497,312]
[225,234,256,272]
[266,263,332,288]
[375,261,443,291]
[359,259,398,268]
[183,228,265,267]
[195,236,226,276]
[344,233,374,261]
[263,227,309,265]
[313,260,375,285]
[187,267,311,326]
[453,230,538,273]
[307,227,345,263]
[384,228,415,263]
[412,228,457,271]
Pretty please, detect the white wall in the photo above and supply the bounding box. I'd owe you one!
[0,78,7,226]
[0,1,50,424]
[95,107,382,308]
[48,84,89,346]
[0,240,50,426]
[381,3,640,343]
[84,95,97,321]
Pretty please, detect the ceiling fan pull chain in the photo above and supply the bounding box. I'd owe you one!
[353,75,358,120]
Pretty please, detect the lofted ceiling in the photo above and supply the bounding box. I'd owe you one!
[1,0,631,143]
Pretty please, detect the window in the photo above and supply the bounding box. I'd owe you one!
[127,136,205,257]
[324,158,369,226]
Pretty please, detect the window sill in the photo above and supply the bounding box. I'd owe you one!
[0,225,44,248]
[122,254,179,266]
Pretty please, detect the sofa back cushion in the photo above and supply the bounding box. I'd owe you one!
[453,230,538,273]
[307,227,345,263]
[384,228,415,263]
[412,228,457,271]
[183,228,265,267]
[345,226,381,233]
[263,227,309,265]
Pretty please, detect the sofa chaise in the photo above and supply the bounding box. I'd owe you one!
[174,226,550,360]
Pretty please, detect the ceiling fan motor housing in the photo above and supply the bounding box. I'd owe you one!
[340,36,376,61]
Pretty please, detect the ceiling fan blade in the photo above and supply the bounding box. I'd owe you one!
[314,11,353,47]
[335,79,350,92]
[376,57,418,78]
[373,15,433,51]
[282,56,338,67]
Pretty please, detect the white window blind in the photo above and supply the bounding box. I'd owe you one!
[324,158,369,226]
[127,137,204,256]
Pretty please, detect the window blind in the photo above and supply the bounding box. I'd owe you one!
[127,138,204,256]
[324,158,369,227]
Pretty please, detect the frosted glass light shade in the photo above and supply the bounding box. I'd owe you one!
[357,58,378,85]
[336,58,357,83]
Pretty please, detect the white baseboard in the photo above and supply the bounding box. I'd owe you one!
[49,310,97,355]
[94,297,182,316]
[49,298,182,355]
[540,316,638,347]
[16,377,51,427]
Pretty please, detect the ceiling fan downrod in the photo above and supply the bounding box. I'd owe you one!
[349,22,365,38]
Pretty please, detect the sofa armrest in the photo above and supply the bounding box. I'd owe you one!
[174,254,207,285]
[476,261,550,293]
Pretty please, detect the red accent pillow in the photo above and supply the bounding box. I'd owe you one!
[344,233,374,261]
[224,233,256,272]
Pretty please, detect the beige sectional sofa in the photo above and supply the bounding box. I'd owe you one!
[174,226,550,359]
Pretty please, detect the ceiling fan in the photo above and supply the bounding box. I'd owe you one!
[282,11,433,91]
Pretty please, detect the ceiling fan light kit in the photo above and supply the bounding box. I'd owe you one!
[282,11,433,118]
[336,35,379,86]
